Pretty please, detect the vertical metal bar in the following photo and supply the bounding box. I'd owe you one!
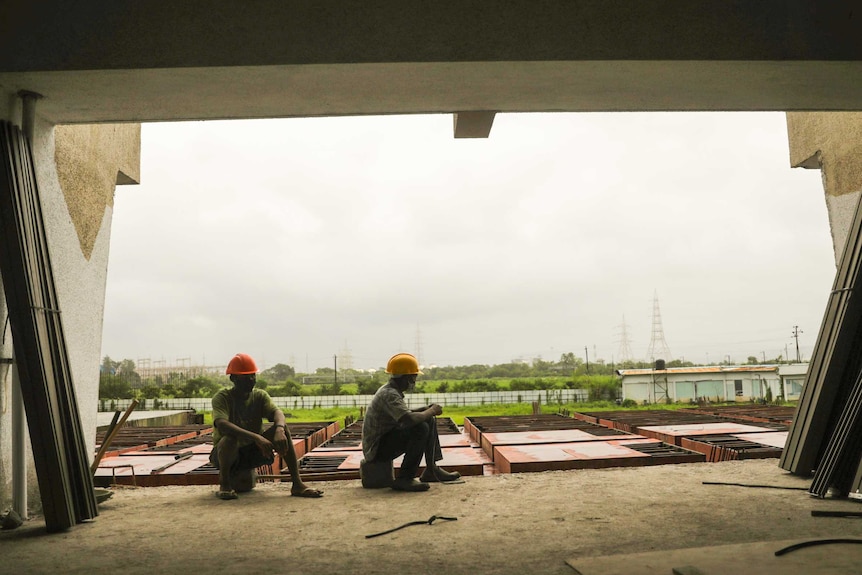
[780,190,862,475]
[11,362,27,519]
[0,119,97,530]
[18,91,41,142]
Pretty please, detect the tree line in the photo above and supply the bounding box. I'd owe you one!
[98,351,787,401]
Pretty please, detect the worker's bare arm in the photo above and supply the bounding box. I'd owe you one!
[265,409,289,452]
[397,404,442,428]
[214,418,273,454]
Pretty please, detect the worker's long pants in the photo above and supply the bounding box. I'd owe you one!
[375,417,444,480]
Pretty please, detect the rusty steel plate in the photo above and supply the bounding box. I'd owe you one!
[636,423,774,445]
[493,439,704,473]
[94,453,214,486]
[681,405,796,425]
[464,414,620,444]
[480,429,645,461]
[680,431,787,462]
[732,431,788,448]
[301,446,490,477]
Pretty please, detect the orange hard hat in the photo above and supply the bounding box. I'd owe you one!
[226,353,258,375]
[385,353,423,376]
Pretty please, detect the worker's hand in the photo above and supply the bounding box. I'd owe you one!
[254,434,273,456]
[429,404,443,416]
[272,426,288,451]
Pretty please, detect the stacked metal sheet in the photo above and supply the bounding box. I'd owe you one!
[680,432,787,462]
[465,414,705,471]
[0,122,97,532]
[95,424,213,457]
[493,439,704,473]
[781,192,862,498]
[572,409,729,433]
[682,405,796,426]
[636,422,781,446]
[464,413,610,444]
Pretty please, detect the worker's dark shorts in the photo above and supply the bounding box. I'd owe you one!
[210,442,275,472]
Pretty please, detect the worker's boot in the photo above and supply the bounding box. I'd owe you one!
[420,466,461,483]
[391,478,430,492]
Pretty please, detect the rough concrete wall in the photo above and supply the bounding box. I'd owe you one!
[44,121,140,456]
[54,124,140,260]
[0,94,140,513]
[786,112,862,264]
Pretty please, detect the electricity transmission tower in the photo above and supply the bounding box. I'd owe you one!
[415,325,424,367]
[616,315,635,363]
[646,291,672,363]
[339,341,353,371]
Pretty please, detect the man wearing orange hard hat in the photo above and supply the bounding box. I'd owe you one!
[361,352,461,492]
[210,353,323,500]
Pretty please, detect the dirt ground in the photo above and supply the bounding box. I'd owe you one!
[4,459,862,574]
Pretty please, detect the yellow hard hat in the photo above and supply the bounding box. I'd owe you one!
[385,353,423,375]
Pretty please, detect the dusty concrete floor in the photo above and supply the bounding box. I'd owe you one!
[4,459,862,574]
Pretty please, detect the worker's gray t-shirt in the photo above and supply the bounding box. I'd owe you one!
[362,383,410,461]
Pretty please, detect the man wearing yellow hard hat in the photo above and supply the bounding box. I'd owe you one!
[210,353,323,500]
[361,352,461,491]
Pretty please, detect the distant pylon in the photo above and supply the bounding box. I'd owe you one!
[415,325,424,367]
[616,315,635,363]
[340,340,353,371]
[646,291,672,362]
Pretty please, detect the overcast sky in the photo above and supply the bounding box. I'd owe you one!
[100,112,837,372]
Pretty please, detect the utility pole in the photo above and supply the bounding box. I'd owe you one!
[584,346,590,374]
[333,354,338,386]
[792,326,802,362]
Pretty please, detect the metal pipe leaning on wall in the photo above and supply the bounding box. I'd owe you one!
[9,90,41,521]
[0,103,97,531]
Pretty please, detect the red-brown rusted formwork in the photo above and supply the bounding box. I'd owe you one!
[272,421,340,453]
[479,429,645,461]
[463,414,622,446]
[493,439,705,474]
[94,427,307,487]
[595,411,729,433]
[312,417,470,452]
[95,425,215,458]
[636,423,777,446]
[573,409,791,435]
[680,405,796,426]
[95,424,214,447]
[312,420,364,451]
[95,453,210,487]
[295,446,491,481]
[679,431,788,462]
[95,447,293,488]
